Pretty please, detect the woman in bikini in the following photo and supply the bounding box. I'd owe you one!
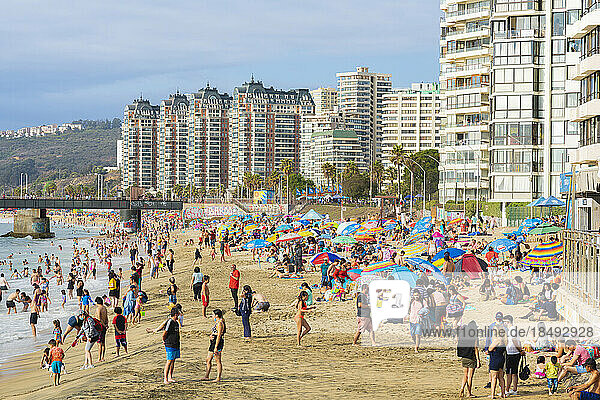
[294,291,315,346]
[202,308,226,382]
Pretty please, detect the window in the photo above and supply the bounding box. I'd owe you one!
[551,148,567,172]
[553,0,566,8]
[552,66,566,90]
[551,121,565,144]
[553,12,565,36]
[552,39,566,63]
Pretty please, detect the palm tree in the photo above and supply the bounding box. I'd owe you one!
[251,174,263,192]
[343,161,359,180]
[242,171,254,198]
[266,170,280,191]
[389,145,408,200]
[371,160,384,195]
[321,162,336,188]
[280,159,294,203]
[44,181,56,197]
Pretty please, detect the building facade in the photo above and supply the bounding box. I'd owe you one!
[488,0,580,203]
[187,86,232,193]
[439,0,492,204]
[157,92,190,193]
[300,111,346,177]
[566,0,600,230]
[310,87,338,114]
[336,67,392,169]
[121,97,160,190]
[381,83,443,169]
[228,78,314,189]
[306,129,366,187]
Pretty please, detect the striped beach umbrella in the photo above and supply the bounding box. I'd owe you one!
[404,231,426,245]
[362,260,397,274]
[242,239,271,250]
[405,258,448,284]
[310,252,341,265]
[274,224,293,232]
[331,235,358,244]
[521,241,564,268]
[276,232,302,243]
[400,243,427,257]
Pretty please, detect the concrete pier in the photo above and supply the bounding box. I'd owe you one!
[7,209,55,239]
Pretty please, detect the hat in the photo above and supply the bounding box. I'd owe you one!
[495,312,504,320]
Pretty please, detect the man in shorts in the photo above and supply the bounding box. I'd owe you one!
[94,297,108,362]
[30,295,40,337]
[353,284,375,346]
[163,307,180,384]
[6,289,20,314]
[559,340,592,382]
[568,358,600,400]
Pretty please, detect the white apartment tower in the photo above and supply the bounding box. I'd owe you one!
[488,0,580,203]
[158,92,190,193]
[336,67,392,168]
[382,83,442,169]
[300,111,346,177]
[439,0,492,203]
[121,97,160,190]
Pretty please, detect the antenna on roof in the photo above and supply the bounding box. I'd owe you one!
[250,73,255,83]
[206,81,210,88]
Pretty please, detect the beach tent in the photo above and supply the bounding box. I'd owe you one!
[302,209,324,220]
[454,253,487,279]
[388,266,418,287]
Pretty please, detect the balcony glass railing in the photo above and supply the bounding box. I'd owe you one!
[447,7,490,18]
[493,29,544,39]
[445,45,486,55]
[442,64,489,74]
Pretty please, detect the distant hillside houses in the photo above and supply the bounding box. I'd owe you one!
[0,122,83,138]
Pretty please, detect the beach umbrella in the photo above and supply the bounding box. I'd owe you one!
[405,258,448,284]
[266,233,278,243]
[310,252,342,265]
[276,232,302,243]
[521,241,563,268]
[302,209,324,220]
[242,239,271,250]
[521,218,542,228]
[486,238,517,253]
[274,223,293,232]
[355,234,376,243]
[433,232,444,239]
[337,222,361,235]
[400,243,427,257]
[404,231,426,245]
[527,225,562,235]
[431,247,466,262]
[362,260,397,274]
[388,266,418,287]
[298,229,318,238]
[320,221,338,229]
[538,196,566,207]
[331,235,358,244]
[361,220,379,229]
[319,233,333,240]
[527,197,546,207]
[448,218,463,225]
[243,224,259,233]
[347,268,363,281]
[383,223,398,231]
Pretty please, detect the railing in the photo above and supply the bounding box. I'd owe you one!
[445,45,487,55]
[443,64,490,74]
[447,7,490,18]
[562,230,600,309]
[584,0,600,16]
[494,29,544,39]
[446,27,489,38]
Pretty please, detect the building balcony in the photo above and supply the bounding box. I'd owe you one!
[567,8,600,39]
[446,8,490,24]
[443,123,490,133]
[568,99,600,122]
[441,47,491,63]
[493,28,544,40]
[445,28,490,41]
[440,65,490,80]
[444,105,490,116]
[570,53,600,81]
[443,85,490,97]
[569,143,600,165]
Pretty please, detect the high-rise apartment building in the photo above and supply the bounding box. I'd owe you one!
[121,97,160,190]
[228,78,314,189]
[310,87,338,114]
[157,92,190,193]
[488,0,580,202]
[300,111,346,177]
[306,129,366,187]
[336,67,392,168]
[187,86,232,193]
[381,83,443,169]
[439,0,492,204]
[566,1,600,230]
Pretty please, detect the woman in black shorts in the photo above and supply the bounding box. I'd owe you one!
[488,326,507,399]
[202,309,225,382]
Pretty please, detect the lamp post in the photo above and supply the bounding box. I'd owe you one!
[408,159,426,217]
[422,153,445,207]
[464,143,481,227]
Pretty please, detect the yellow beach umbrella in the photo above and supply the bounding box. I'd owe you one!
[266,233,278,243]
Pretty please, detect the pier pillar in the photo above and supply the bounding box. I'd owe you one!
[10,209,54,238]
[120,209,141,233]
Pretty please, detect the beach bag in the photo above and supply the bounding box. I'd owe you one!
[519,355,530,381]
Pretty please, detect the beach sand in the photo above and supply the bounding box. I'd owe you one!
[0,230,561,399]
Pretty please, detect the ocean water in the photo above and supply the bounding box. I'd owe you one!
[0,220,119,369]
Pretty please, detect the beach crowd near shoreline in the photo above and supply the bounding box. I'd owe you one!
[0,209,597,400]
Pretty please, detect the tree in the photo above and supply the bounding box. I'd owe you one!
[321,162,336,188]
[389,145,409,200]
[343,161,360,180]
[44,181,56,196]
[401,149,440,202]
[280,159,294,203]
[343,172,370,200]
[371,160,384,196]
[242,171,254,198]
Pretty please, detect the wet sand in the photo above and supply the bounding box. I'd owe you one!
[0,229,562,399]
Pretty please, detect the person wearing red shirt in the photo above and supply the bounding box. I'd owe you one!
[229,265,240,311]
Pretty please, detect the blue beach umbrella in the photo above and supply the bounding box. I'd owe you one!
[274,224,293,232]
[242,239,271,250]
[521,218,542,228]
[527,197,546,207]
[337,222,361,235]
[388,266,419,287]
[405,258,448,284]
[486,238,517,253]
[538,196,565,207]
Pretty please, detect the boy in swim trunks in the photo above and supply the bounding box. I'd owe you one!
[568,359,600,400]
[112,307,128,356]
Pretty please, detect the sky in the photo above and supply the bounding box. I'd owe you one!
[0,0,440,130]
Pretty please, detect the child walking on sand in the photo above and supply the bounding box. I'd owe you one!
[53,320,63,345]
[112,307,128,357]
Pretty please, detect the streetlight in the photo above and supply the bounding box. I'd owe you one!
[421,153,446,207]
[401,163,415,216]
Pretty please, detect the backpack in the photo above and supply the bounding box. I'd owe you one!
[519,355,531,380]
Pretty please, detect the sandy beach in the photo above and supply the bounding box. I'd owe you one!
[0,229,563,400]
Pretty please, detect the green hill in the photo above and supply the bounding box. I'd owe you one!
[0,125,120,192]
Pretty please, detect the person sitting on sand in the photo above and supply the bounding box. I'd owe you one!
[567,358,600,400]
